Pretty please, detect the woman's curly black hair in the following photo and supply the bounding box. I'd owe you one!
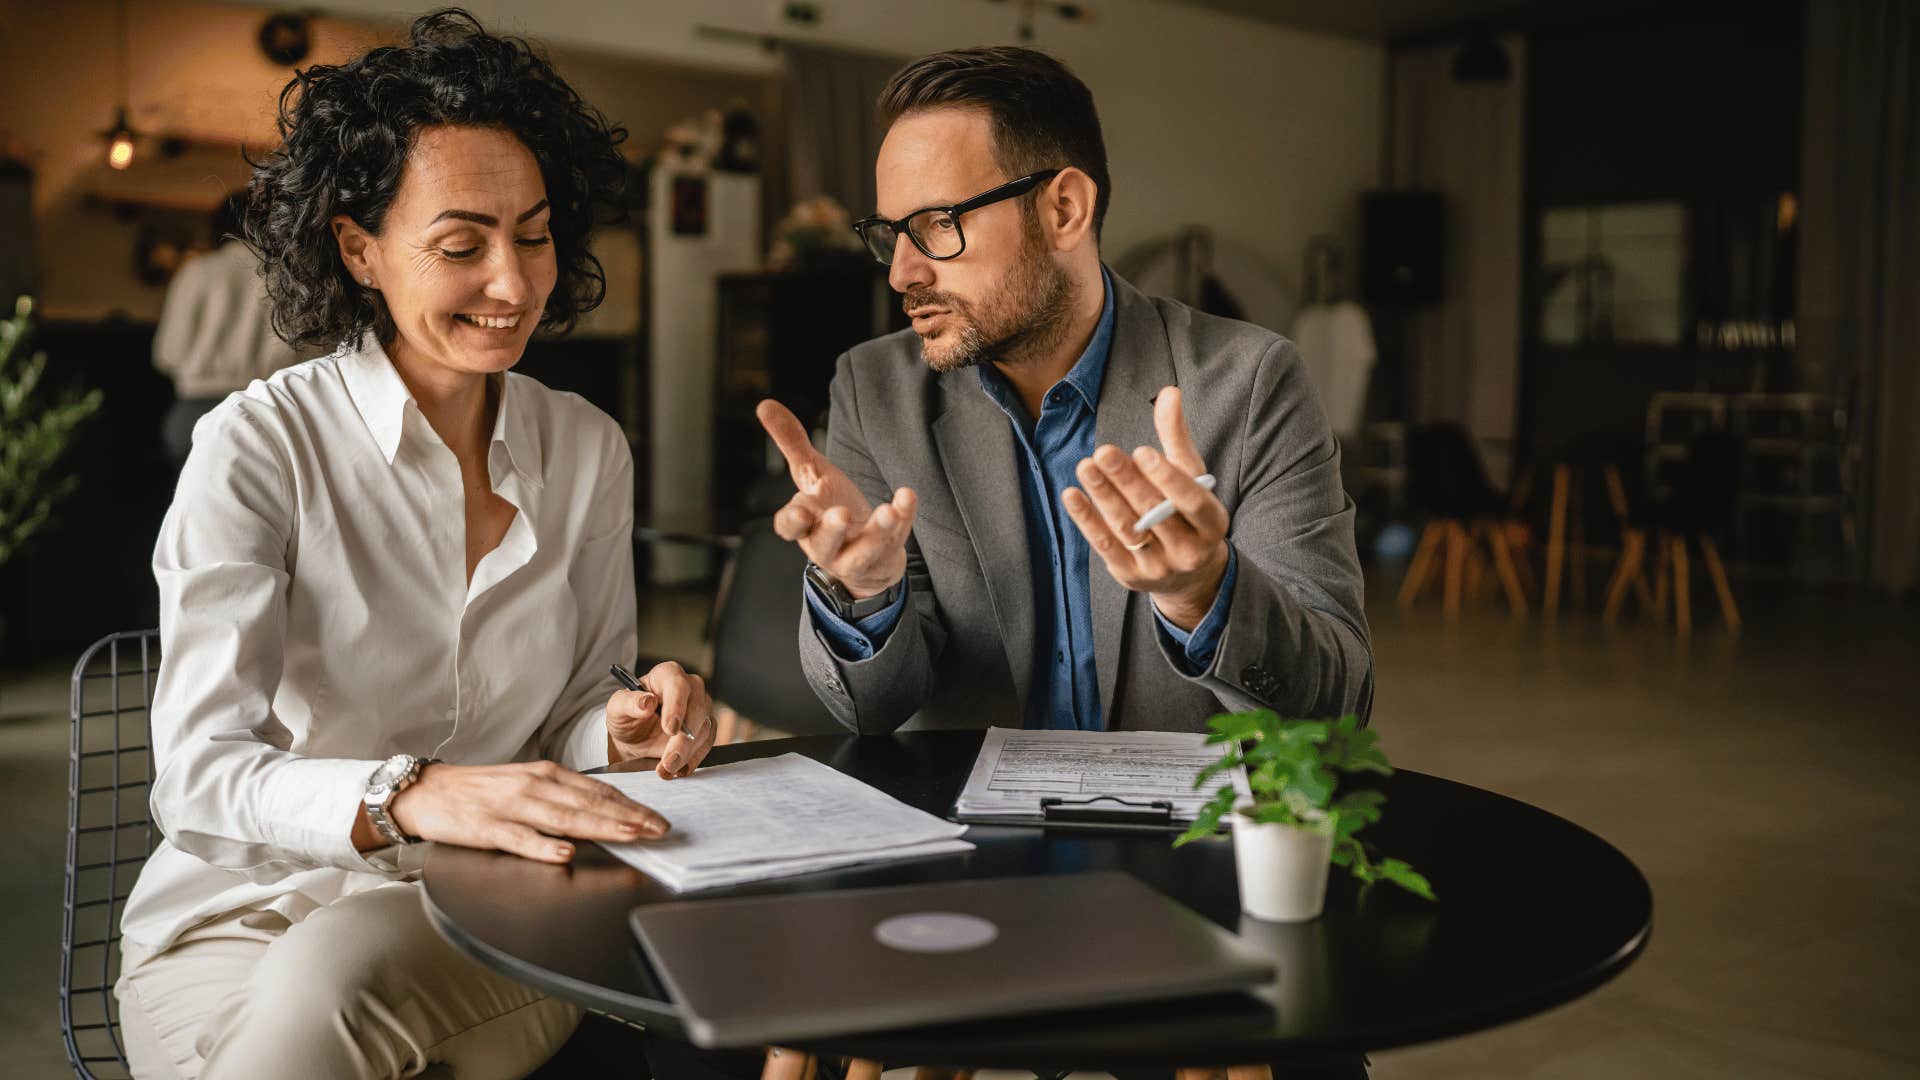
[244,9,628,348]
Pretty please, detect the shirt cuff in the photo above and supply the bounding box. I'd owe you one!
[1154,547,1239,675]
[550,701,612,772]
[259,756,398,874]
[803,574,907,661]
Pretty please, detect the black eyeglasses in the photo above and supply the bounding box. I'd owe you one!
[852,169,1062,265]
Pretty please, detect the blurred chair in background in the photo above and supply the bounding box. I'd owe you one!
[1397,422,1531,619]
[634,516,842,741]
[1603,430,1743,634]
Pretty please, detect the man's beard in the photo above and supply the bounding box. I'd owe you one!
[905,224,1074,375]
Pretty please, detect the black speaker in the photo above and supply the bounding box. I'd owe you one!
[1363,191,1446,306]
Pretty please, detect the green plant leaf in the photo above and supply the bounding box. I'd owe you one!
[1377,859,1437,901]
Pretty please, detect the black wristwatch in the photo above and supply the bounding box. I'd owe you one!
[805,562,904,621]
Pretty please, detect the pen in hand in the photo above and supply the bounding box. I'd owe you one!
[609,663,643,693]
[611,662,706,746]
[1131,473,1216,535]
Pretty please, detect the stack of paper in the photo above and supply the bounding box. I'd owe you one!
[954,727,1250,823]
[593,754,972,891]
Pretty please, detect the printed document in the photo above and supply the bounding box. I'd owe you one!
[954,727,1251,822]
[594,754,972,891]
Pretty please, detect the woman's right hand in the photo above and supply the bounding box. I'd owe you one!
[386,760,669,863]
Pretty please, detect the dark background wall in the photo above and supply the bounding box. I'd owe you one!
[1519,1,1804,451]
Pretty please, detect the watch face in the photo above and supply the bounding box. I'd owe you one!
[368,756,412,791]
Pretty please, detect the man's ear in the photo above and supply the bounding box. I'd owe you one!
[1041,168,1098,253]
[331,215,376,287]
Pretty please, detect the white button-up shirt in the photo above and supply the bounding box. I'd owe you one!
[122,337,636,953]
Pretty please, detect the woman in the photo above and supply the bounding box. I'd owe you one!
[114,12,714,1078]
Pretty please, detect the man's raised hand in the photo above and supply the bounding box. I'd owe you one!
[755,399,917,598]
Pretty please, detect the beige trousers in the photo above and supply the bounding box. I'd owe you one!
[115,884,580,1080]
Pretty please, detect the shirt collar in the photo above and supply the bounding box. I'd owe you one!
[338,335,542,487]
[977,266,1117,419]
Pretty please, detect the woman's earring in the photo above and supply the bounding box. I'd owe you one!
[361,276,372,287]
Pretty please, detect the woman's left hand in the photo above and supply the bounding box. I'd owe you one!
[606,661,716,779]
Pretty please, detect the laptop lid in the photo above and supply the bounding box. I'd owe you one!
[629,871,1275,1048]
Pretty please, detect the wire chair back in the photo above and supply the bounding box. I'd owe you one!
[60,630,160,1080]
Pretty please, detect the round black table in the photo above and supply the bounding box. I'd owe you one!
[421,731,1651,1071]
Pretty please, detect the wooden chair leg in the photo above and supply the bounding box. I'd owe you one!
[1464,531,1489,603]
[1651,535,1671,623]
[1487,522,1531,616]
[1398,522,1445,609]
[762,1048,817,1080]
[1699,535,1741,632]
[1544,464,1569,616]
[1671,535,1692,635]
[1443,521,1468,620]
[842,1061,884,1080]
[1568,490,1587,608]
[1603,530,1644,625]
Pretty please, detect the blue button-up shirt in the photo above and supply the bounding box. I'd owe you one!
[807,270,1237,728]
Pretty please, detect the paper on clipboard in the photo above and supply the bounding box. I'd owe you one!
[953,727,1252,824]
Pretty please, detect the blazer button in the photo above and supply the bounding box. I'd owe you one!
[1241,664,1266,686]
[824,675,844,695]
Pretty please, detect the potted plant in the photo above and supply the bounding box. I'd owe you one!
[1176,711,1434,921]
[0,295,102,654]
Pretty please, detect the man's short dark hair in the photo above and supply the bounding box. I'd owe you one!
[878,46,1110,241]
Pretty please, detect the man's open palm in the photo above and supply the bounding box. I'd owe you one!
[756,400,917,598]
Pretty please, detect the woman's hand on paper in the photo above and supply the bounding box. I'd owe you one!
[757,398,916,599]
[385,760,670,864]
[606,660,717,779]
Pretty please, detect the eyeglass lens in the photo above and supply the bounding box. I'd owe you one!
[859,209,965,265]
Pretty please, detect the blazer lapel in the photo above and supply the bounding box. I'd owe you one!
[1091,277,1179,724]
[933,378,1036,711]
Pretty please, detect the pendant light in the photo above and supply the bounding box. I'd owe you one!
[101,0,138,170]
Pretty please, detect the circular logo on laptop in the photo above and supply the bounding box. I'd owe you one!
[873,912,999,953]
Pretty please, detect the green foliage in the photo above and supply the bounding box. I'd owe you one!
[0,296,103,569]
[1174,710,1435,902]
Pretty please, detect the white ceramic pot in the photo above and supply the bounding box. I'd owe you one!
[1231,808,1335,922]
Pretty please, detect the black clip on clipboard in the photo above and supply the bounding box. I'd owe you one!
[948,795,1187,833]
[1038,795,1177,830]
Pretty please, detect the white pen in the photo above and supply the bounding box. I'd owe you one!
[1132,473,1215,534]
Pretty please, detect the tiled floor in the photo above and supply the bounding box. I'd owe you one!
[3,577,1915,1077]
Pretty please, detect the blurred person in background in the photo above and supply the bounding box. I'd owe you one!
[151,193,310,468]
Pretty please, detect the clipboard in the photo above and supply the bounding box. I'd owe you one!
[950,794,1199,834]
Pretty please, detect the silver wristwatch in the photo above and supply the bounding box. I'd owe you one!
[363,753,434,846]
[804,562,904,621]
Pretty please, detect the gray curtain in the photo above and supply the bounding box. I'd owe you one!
[783,44,903,220]
[1800,1,1920,592]
[1387,37,1527,481]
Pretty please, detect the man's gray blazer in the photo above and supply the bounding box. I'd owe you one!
[797,273,1372,734]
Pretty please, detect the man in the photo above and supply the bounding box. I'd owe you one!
[757,46,1371,736]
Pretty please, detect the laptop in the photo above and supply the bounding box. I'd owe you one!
[628,871,1275,1047]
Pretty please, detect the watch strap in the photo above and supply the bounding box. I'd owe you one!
[805,563,903,621]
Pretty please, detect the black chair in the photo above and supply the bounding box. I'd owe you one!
[58,630,651,1079]
[635,516,843,738]
[1604,431,1743,633]
[1396,422,1530,619]
[61,630,160,1080]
